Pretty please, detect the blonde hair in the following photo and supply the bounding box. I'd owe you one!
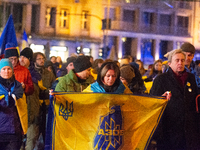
[168,49,186,63]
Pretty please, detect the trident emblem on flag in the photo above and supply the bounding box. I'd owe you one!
[94,105,124,150]
[59,101,73,121]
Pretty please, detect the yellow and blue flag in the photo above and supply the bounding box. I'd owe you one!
[47,93,167,150]
[0,15,18,58]
[21,29,28,50]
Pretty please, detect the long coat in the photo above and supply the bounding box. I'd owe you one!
[150,67,200,150]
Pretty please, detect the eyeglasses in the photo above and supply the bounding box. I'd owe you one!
[36,58,45,61]
[9,57,18,62]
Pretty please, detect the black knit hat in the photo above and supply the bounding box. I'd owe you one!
[4,43,19,58]
[20,47,33,61]
[66,56,76,67]
[74,55,92,73]
[181,42,195,54]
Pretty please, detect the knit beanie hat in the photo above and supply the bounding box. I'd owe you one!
[0,58,13,71]
[120,65,135,83]
[74,55,92,73]
[4,43,19,58]
[181,42,195,54]
[66,56,76,67]
[20,47,33,61]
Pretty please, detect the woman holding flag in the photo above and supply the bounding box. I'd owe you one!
[0,59,26,150]
[83,61,132,94]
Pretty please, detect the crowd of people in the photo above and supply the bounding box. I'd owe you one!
[0,41,200,150]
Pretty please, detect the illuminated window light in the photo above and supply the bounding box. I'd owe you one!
[83,48,90,53]
[125,0,130,3]
[51,46,67,52]
[122,37,126,42]
[30,44,44,53]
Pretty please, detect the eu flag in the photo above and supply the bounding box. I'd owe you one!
[0,15,18,57]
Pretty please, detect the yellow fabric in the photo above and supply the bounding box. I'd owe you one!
[90,68,97,80]
[38,80,47,90]
[142,76,147,80]
[0,95,5,100]
[144,81,153,94]
[52,93,167,150]
[82,83,132,94]
[15,94,28,134]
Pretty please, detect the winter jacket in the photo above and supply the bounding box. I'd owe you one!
[185,60,200,90]
[83,81,132,94]
[150,67,200,149]
[0,77,27,140]
[14,62,34,96]
[55,69,94,92]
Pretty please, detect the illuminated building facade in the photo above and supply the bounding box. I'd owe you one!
[0,0,199,64]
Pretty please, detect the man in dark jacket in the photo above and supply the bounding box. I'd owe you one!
[150,49,200,149]
[181,42,200,92]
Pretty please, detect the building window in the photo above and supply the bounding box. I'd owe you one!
[104,8,116,20]
[60,9,69,28]
[142,12,153,25]
[123,9,135,22]
[160,14,171,26]
[45,7,56,27]
[81,11,89,30]
[177,16,188,28]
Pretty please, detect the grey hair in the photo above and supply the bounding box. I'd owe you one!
[167,49,186,63]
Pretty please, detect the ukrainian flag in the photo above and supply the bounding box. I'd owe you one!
[0,15,18,58]
[21,29,28,50]
[48,93,167,150]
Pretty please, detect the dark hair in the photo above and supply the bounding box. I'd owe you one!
[149,59,162,76]
[97,62,120,92]
[33,52,46,63]
[92,59,104,73]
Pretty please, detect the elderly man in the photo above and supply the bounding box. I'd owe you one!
[150,49,200,149]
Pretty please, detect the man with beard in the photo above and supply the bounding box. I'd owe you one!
[150,49,200,149]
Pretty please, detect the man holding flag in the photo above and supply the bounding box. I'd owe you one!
[150,49,200,149]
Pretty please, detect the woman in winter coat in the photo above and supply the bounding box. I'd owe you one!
[83,62,132,94]
[0,59,25,150]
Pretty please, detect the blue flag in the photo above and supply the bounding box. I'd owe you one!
[0,15,18,57]
[22,29,28,42]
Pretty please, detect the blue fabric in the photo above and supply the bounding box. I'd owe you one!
[29,62,42,84]
[44,95,54,150]
[0,15,18,56]
[185,61,200,89]
[0,80,23,106]
[0,80,23,135]
[90,81,126,94]
[0,59,13,71]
